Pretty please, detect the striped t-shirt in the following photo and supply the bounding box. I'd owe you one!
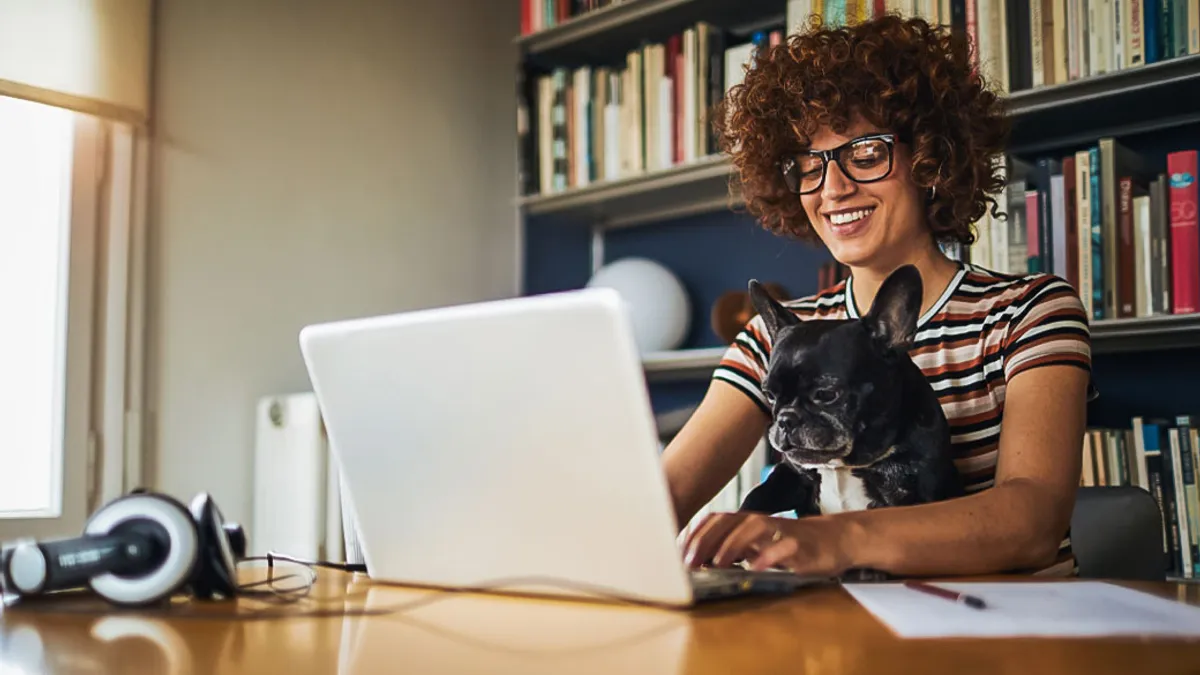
[713,262,1093,576]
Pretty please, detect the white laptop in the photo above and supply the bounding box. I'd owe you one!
[297,287,825,607]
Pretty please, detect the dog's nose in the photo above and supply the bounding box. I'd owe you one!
[776,411,800,433]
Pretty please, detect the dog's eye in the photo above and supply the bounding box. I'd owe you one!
[811,388,839,405]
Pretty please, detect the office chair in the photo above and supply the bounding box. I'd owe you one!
[1070,485,1167,581]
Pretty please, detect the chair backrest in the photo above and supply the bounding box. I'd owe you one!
[1070,485,1166,581]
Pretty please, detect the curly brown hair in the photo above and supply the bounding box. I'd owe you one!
[713,14,1010,247]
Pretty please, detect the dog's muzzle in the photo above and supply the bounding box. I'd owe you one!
[770,408,852,460]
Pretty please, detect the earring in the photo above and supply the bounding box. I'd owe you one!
[928,185,937,201]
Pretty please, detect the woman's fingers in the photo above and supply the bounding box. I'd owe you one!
[682,513,745,567]
[711,516,776,567]
[748,536,803,572]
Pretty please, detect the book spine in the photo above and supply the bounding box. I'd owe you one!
[1170,428,1195,577]
[1052,173,1068,278]
[1089,148,1104,319]
[1135,193,1152,315]
[1145,0,1161,61]
[552,69,568,192]
[1100,140,1119,318]
[1180,420,1200,576]
[1038,159,1055,274]
[1168,150,1199,314]
[1076,150,1094,317]
[1064,154,1079,290]
[1053,0,1068,83]
[1173,0,1190,56]
[1108,0,1118,68]
[1142,424,1168,551]
[1030,0,1045,86]
[1192,0,1200,53]
[1160,0,1173,60]
[1027,191,1042,272]
[1128,0,1146,65]
[1118,176,1137,316]
[1164,429,1184,576]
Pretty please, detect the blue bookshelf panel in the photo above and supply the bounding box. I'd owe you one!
[521,216,593,295]
[600,210,833,349]
[1089,348,1200,427]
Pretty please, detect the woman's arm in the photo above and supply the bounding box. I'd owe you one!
[661,380,771,531]
[682,364,1089,576]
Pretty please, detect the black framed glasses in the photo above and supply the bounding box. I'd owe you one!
[778,133,896,195]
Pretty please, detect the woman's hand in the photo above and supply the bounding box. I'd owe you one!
[681,511,863,577]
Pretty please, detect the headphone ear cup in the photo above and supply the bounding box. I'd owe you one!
[188,493,240,600]
[81,492,200,607]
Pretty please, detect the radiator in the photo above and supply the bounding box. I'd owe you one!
[251,392,358,563]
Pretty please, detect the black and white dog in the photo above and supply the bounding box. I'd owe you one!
[739,264,965,518]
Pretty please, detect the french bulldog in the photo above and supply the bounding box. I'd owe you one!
[738,263,965,518]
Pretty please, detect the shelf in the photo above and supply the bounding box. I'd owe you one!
[517,154,738,229]
[1007,54,1200,153]
[516,0,786,69]
[642,345,727,382]
[1088,313,1200,353]
[640,314,1200,382]
[1167,575,1200,584]
[1007,54,1200,116]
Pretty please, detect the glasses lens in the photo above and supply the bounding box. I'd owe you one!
[781,154,825,194]
[841,139,891,181]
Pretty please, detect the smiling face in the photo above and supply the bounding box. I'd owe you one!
[795,116,929,270]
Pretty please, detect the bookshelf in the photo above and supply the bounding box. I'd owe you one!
[519,52,1200,230]
[517,0,784,67]
[516,4,1200,380]
[516,0,1200,576]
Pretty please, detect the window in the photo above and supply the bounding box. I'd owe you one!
[0,95,104,540]
[0,96,75,516]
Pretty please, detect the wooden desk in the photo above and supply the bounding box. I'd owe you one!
[1,569,1198,674]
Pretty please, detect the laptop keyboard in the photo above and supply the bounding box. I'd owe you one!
[688,566,826,598]
[690,566,804,587]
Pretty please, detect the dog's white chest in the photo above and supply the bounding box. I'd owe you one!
[813,466,872,514]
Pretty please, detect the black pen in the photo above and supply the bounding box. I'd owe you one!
[903,580,988,609]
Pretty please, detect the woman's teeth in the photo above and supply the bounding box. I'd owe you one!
[829,208,874,225]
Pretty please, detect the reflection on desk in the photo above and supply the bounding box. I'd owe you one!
[1,568,1199,675]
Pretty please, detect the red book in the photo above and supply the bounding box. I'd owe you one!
[521,0,531,35]
[1169,150,1199,314]
[1026,191,1041,272]
[668,34,681,166]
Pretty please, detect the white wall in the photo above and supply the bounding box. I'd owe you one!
[146,0,520,526]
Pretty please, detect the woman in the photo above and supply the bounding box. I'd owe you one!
[663,14,1092,578]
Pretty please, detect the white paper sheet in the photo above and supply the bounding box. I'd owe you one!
[842,581,1200,639]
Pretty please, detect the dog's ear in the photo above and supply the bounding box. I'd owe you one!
[749,279,798,341]
[862,264,923,352]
